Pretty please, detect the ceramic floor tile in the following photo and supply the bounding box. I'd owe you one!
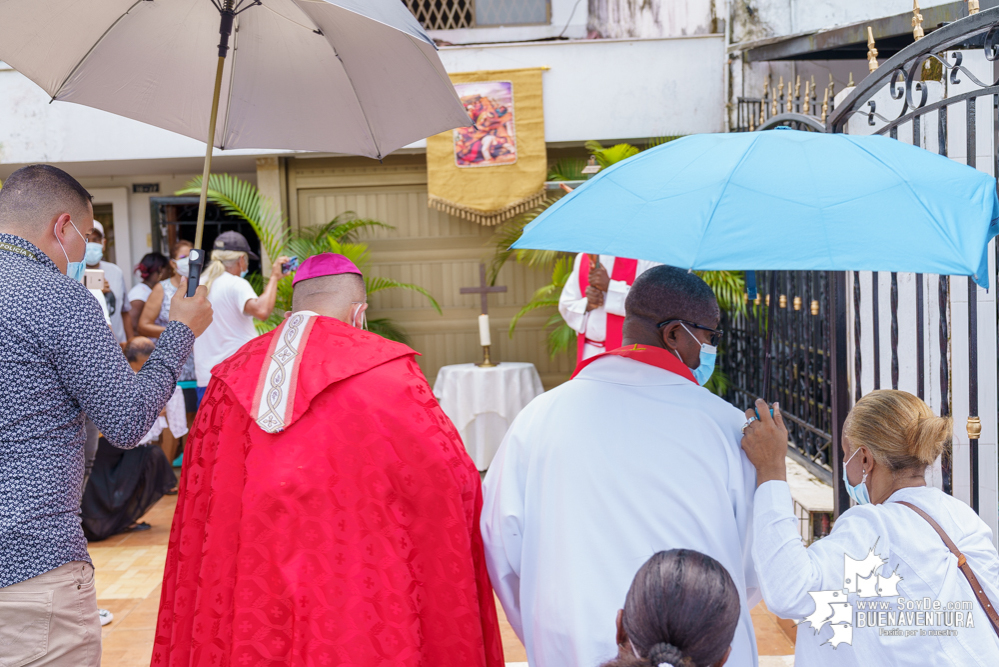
[496,594,527,662]
[752,601,796,656]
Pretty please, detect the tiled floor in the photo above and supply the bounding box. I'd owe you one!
[94,496,794,666]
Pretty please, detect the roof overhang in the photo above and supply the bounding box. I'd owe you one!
[733,1,975,62]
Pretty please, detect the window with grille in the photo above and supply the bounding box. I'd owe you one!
[402,0,549,31]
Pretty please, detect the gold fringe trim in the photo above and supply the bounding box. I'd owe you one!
[428,190,547,226]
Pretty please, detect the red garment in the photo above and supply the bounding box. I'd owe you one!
[575,256,639,364]
[571,343,698,384]
[153,316,504,667]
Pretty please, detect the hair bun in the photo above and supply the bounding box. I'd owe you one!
[646,642,694,667]
[904,414,952,465]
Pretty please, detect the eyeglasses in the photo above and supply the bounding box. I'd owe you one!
[656,319,724,347]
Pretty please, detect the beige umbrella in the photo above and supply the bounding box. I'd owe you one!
[0,0,469,292]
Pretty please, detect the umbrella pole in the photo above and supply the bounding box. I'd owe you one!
[761,270,779,405]
[187,2,235,297]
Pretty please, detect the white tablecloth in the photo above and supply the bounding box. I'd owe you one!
[433,362,544,470]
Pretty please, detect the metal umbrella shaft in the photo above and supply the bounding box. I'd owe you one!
[187,1,237,297]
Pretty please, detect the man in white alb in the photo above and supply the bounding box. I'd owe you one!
[192,231,289,403]
[558,253,658,362]
[483,265,761,667]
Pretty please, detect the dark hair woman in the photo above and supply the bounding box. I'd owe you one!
[603,549,740,667]
[128,252,169,334]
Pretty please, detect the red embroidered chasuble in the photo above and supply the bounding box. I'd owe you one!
[576,256,639,363]
[153,316,504,667]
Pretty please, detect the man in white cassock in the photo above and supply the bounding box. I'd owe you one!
[558,253,659,363]
[482,265,761,667]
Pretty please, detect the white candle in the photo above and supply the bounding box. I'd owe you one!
[478,313,491,347]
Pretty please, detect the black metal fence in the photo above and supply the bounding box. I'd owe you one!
[722,271,835,482]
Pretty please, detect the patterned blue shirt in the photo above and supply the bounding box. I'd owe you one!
[0,233,193,587]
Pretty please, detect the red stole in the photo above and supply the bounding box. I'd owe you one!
[571,343,697,384]
[577,256,639,363]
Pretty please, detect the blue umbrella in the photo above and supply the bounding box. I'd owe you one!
[514,129,999,398]
[516,130,999,287]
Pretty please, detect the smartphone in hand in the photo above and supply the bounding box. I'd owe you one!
[84,269,105,290]
[282,256,299,274]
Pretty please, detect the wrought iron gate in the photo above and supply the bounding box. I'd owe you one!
[722,272,837,484]
[827,8,999,520]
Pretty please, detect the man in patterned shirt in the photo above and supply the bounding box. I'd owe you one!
[0,165,213,666]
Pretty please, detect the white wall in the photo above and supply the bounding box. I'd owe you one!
[438,36,726,141]
[589,0,721,39]
[732,0,956,43]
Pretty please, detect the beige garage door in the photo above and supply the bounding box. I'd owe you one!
[293,164,573,388]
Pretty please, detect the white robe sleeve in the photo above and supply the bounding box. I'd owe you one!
[558,253,589,336]
[732,442,763,610]
[604,259,661,317]
[753,480,887,620]
[480,404,536,643]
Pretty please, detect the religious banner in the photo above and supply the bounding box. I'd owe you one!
[427,67,547,226]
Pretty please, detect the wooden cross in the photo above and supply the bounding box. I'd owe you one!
[461,263,507,314]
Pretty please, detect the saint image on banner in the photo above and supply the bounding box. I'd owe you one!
[454,80,517,167]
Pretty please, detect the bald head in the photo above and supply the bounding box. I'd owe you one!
[292,273,367,322]
[0,165,93,235]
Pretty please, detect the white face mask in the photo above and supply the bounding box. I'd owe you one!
[174,256,190,278]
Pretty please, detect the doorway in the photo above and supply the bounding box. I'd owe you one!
[150,197,262,274]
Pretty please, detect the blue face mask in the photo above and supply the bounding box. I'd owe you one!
[842,447,871,505]
[240,269,248,279]
[85,242,103,266]
[56,220,88,282]
[678,323,717,387]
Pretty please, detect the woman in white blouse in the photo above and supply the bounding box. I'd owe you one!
[742,391,999,666]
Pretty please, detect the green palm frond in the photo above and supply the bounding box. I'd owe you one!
[312,212,394,244]
[365,276,442,314]
[548,158,586,181]
[487,195,571,283]
[697,270,747,316]
[644,134,685,150]
[366,318,410,344]
[178,175,288,260]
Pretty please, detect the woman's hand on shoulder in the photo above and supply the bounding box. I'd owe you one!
[741,398,789,486]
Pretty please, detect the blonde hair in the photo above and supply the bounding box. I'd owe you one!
[201,249,246,293]
[844,390,952,472]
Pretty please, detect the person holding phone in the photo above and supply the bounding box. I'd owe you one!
[192,231,289,404]
[0,164,213,665]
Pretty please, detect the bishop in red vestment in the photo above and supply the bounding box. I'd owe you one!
[153,254,504,667]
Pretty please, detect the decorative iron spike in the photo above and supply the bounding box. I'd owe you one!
[766,294,771,307]
[779,294,788,309]
[821,88,830,124]
[867,27,879,72]
[969,0,979,15]
[771,87,778,116]
[788,76,799,113]
[749,114,755,132]
[848,71,855,87]
[802,80,811,115]
[760,76,768,125]
[912,0,924,40]
[754,294,762,306]
[828,73,835,98]
[793,296,803,311]
[810,300,820,316]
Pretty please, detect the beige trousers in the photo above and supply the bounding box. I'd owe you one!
[0,561,101,667]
